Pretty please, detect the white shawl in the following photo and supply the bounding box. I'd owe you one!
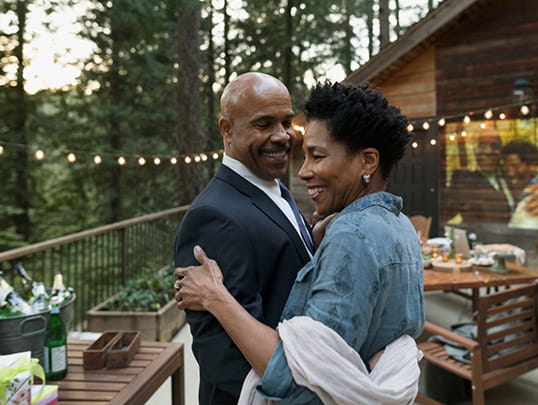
[238,316,422,405]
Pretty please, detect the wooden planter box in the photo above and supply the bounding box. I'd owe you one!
[86,297,186,341]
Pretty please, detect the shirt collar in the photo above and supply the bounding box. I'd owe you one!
[342,192,403,216]
[222,154,281,194]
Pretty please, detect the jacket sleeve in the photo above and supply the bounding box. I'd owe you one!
[174,204,263,397]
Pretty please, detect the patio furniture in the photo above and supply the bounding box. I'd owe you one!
[423,261,538,311]
[48,338,184,405]
[416,283,538,405]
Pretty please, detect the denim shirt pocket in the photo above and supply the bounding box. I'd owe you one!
[281,261,315,321]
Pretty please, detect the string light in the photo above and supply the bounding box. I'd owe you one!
[480,122,486,129]
[194,155,201,163]
[212,152,219,160]
[422,121,430,130]
[449,134,456,141]
[117,156,126,165]
[170,157,178,165]
[0,145,4,155]
[520,105,530,115]
[184,156,192,164]
[499,113,507,120]
[406,124,414,132]
[138,157,146,166]
[463,115,471,124]
[93,155,102,164]
[430,139,437,146]
[35,150,45,160]
[200,153,208,161]
[484,109,493,119]
[438,118,446,127]
[153,157,161,165]
[461,131,467,137]
[411,141,418,148]
[67,153,77,163]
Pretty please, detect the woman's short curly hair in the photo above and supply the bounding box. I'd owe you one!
[304,81,410,179]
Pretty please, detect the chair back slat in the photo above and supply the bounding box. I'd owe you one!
[476,283,538,372]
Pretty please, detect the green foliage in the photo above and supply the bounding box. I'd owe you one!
[102,266,176,312]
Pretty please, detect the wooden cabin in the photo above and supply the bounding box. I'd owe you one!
[290,0,538,267]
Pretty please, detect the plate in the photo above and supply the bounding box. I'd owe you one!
[469,257,494,266]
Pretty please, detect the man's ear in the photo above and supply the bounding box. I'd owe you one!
[361,147,379,173]
[219,117,232,144]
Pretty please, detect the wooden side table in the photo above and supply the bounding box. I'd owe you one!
[47,339,184,405]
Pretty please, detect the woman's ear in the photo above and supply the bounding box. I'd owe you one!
[361,147,379,173]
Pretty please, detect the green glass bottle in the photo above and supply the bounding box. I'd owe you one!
[43,297,68,380]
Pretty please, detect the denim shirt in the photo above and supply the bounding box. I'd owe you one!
[258,192,425,404]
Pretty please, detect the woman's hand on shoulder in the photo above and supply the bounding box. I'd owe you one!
[174,245,225,311]
[311,211,339,248]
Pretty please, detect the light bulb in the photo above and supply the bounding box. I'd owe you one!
[117,156,126,165]
[35,150,45,160]
[138,157,146,166]
[67,153,76,163]
[154,157,161,165]
[438,118,446,127]
[170,157,178,165]
[93,155,102,164]
[184,156,192,164]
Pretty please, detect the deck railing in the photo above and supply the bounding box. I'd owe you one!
[0,206,189,329]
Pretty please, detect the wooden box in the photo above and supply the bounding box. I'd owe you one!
[86,298,186,341]
[106,331,140,368]
[83,332,120,369]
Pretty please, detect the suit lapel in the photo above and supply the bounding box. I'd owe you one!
[216,165,311,263]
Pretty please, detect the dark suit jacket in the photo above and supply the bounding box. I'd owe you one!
[174,165,311,405]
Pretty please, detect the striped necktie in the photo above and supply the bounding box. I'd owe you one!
[280,184,315,254]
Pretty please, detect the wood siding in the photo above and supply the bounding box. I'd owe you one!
[378,46,437,119]
[436,0,538,115]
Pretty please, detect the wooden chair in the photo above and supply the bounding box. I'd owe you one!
[416,283,538,405]
[409,215,432,244]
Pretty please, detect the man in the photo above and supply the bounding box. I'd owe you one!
[174,72,313,404]
[501,140,538,229]
[445,127,511,222]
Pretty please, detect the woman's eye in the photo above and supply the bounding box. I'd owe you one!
[313,154,324,160]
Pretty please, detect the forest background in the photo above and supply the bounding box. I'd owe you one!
[0,0,442,252]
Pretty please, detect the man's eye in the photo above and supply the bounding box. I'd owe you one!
[313,154,324,160]
[255,123,270,129]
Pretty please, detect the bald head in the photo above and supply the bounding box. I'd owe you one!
[220,72,290,121]
[217,72,295,180]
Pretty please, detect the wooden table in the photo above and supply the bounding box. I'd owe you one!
[424,261,538,309]
[48,339,184,405]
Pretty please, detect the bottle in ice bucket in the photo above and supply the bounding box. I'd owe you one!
[51,273,72,302]
[44,296,68,380]
[0,271,32,317]
[13,262,34,301]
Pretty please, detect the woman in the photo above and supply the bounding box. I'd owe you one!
[175,82,424,404]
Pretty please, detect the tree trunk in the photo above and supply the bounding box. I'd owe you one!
[223,0,231,85]
[394,0,401,37]
[366,0,374,58]
[108,31,122,223]
[343,0,353,75]
[177,4,204,204]
[378,0,390,49]
[283,0,294,90]
[13,0,31,241]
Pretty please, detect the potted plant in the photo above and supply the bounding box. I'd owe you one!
[86,266,185,341]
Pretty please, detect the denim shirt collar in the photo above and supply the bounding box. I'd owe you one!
[341,191,403,216]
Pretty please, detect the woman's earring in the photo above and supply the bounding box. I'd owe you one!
[362,173,371,184]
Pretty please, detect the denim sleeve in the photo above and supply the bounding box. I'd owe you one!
[258,226,378,403]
